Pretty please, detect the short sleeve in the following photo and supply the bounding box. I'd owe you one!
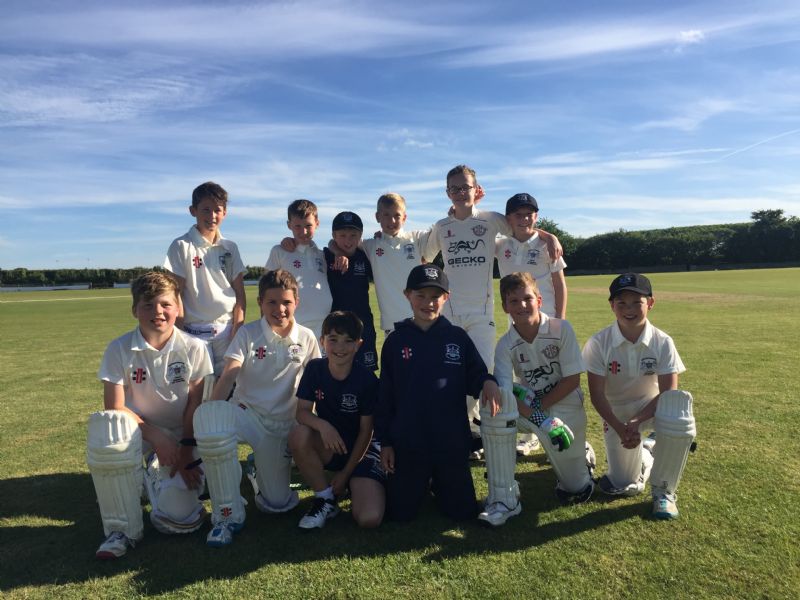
[582,335,607,376]
[98,338,126,385]
[163,239,187,279]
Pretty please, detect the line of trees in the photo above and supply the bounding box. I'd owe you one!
[2,210,798,287]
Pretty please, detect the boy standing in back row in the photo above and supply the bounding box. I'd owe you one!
[163,181,247,375]
[422,165,561,445]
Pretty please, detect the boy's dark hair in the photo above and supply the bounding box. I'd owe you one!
[192,181,228,208]
[287,199,318,220]
[499,272,540,304]
[131,271,180,308]
[446,164,477,185]
[321,310,363,340]
[259,269,299,300]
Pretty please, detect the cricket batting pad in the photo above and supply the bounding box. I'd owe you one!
[253,419,296,512]
[193,401,245,526]
[479,388,520,508]
[143,454,205,534]
[86,410,144,540]
[650,390,696,497]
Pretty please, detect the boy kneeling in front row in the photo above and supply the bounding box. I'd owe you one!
[289,310,386,529]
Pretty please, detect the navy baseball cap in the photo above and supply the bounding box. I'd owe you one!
[609,273,653,300]
[332,211,363,232]
[505,193,539,214]
[406,263,449,292]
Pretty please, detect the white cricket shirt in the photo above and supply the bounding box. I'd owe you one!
[265,243,332,327]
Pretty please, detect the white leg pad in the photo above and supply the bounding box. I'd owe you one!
[193,401,245,526]
[650,390,696,497]
[520,402,592,493]
[253,419,296,511]
[143,454,206,534]
[480,389,519,507]
[86,410,144,540]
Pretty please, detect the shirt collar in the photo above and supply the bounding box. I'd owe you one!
[611,319,654,347]
[188,225,224,248]
[131,327,176,353]
[259,317,301,345]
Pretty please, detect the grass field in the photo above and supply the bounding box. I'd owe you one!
[1,268,799,599]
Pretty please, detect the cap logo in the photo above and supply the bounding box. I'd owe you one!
[424,267,438,279]
[619,274,635,286]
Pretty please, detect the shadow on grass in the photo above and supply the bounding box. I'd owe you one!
[0,466,646,595]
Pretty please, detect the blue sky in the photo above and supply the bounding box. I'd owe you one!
[2,0,799,269]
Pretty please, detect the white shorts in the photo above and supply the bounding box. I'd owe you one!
[184,320,233,375]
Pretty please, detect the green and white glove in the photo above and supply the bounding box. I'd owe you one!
[513,384,573,451]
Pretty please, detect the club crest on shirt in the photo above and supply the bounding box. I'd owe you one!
[403,243,416,260]
[353,261,367,275]
[315,258,324,273]
[472,225,487,237]
[362,351,377,367]
[166,361,187,384]
[288,344,303,363]
[340,393,359,413]
[444,343,461,364]
[219,252,231,270]
[542,344,559,359]
[526,248,540,264]
[640,357,657,375]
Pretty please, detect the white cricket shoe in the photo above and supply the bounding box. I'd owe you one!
[298,497,340,529]
[653,494,679,520]
[478,501,522,526]
[95,531,135,560]
[516,438,541,456]
[469,448,485,461]
[206,519,244,548]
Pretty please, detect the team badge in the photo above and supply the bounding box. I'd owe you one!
[132,368,147,384]
[316,258,324,273]
[293,259,302,269]
[472,225,487,237]
[362,351,376,367]
[288,344,303,363]
[354,261,367,275]
[526,248,540,264]
[219,253,230,270]
[403,243,416,260]
[255,346,267,360]
[444,343,461,364]
[424,267,439,279]
[341,393,359,413]
[166,361,187,384]
[640,357,657,375]
[376,248,385,256]
[542,344,559,359]
[401,346,413,360]
[192,256,203,268]
[608,361,622,374]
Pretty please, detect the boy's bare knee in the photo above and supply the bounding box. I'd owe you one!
[288,423,313,451]
[354,508,384,529]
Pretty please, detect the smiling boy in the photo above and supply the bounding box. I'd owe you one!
[163,182,247,375]
[88,271,213,559]
[289,311,385,529]
[192,269,321,547]
[375,263,501,521]
[582,273,696,519]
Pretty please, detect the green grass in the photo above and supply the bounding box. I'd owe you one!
[1,269,799,599]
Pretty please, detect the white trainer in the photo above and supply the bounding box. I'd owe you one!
[298,497,340,529]
[516,438,541,456]
[95,531,135,560]
[478,501,522,526]
[653,494,679,520]
[206,519,244,548]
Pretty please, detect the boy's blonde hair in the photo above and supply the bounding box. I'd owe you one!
[446,164,477,185]
[499,272,540,304]
[131,271,180,308]
[192,181,228,208]
[259,269,299,301]
[287,199,318,220]
[377,192,406,212]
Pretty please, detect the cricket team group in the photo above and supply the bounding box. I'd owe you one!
[87,164,696,560]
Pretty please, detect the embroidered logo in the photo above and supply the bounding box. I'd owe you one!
[444,229,455,238]
[608,361,622,374]
[192,256,203,268]
[640,357,657,375]
[219,252,230,270]
[472,225,487,237]
[166,361,187,384]
[288,344,302,363]
[504,249,512,259]
[518,352,529,363]
[526,248,540,264]
[424,267,439,279]
[376,248,385,257]
[354,261,367,275]
[401,346,413,360]
[255,346,267,359]
[132,368,147,384]
[341,393,359,413]
[403,243,415,260]
[444,343,461,364]
[542,344,559,359]
[362,351,376,367]
[316,258,324,273]
[293,260,302,269]
[315,389,324,402]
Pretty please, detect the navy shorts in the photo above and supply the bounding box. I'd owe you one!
[325,441,386,484]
